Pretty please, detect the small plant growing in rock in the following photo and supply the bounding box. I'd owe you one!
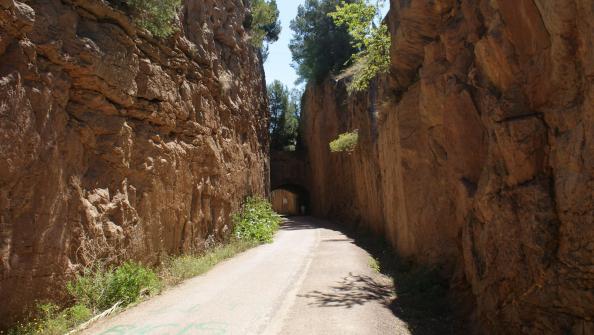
[232,196,282,243]
[125,0,182,38]
[329,130,359,153]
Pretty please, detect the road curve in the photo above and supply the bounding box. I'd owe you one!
[83,217,410,335]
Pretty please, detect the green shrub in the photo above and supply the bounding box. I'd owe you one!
[66,265,111,313]
[232,196,282,243]
[104,262,161,307]
[5,303,92,335]
[368,256,381,272]
[329,130,359,152]
[67,261,160,312]
[125,0,182,38]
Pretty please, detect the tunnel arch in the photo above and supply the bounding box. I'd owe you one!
[271,183,310,216]
[269,150,310,215]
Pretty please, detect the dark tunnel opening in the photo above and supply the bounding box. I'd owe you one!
[270,184,310,216]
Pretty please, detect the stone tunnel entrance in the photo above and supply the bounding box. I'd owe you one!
[270,151,309,216]
[271,184,309,216]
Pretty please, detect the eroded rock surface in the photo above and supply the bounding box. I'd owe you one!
[302,0,593,333]
[0,0,268,326]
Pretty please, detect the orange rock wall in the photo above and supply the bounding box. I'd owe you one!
[0,0,268,326]
[302,0,593,333]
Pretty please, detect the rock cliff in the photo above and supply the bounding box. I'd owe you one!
[301,0,593,333]
[0,0,268,326]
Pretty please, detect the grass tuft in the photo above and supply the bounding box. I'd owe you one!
[368,256,381,273]
[161,240,257,286]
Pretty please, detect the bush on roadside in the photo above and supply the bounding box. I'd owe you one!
[6,303,91,335]
[232,196,282,243]
[67,261,161,312]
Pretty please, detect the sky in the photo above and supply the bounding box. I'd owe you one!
[263,0,305,91]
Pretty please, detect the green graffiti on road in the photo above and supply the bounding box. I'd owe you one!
[99,322,229,335]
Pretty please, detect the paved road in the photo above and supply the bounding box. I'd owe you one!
[84,217,410,335]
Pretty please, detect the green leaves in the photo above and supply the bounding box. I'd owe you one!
[329,0,390,92]
[249,0,281,58]
[126,0,182,38]
[268,80,300,151]
[289,0,356,83]
[104,262,161,308]
[232,197,282,243]
[328,1,376,49]
[67,262,160,312]
[329,130,359,152]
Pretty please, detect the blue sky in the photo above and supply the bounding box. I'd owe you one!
[263,0,305,91]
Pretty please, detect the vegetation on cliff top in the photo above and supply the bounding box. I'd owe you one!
[124,0,182,37]
[288,0,389,90]
[290,0,356,83]
[329,0,390,92]
[268,80,301,152]
[122,0,281,45]
[247,0,282,59]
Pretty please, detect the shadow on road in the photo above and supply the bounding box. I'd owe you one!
[299,273,393,309]
[278,217,318,231]
[283,216,468,335]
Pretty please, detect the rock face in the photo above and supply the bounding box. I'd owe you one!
[301,0,593,333]
[0,0,268,326]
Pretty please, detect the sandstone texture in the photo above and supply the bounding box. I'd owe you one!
[301,0,593,333]
[0,0,268,326]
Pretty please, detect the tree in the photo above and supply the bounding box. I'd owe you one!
[268,80,300,151]
[289,0,356,83]
[329,0,390,92]
[248,0,281,60]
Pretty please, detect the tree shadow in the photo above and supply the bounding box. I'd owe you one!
[278,218,318,231]
[298,273,394,308]
[349,229,469,335]
[310,218,469,335]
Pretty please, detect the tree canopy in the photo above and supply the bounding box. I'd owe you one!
[329,0,390,92]
[268,80,300,151]
[289,0,356,84]
[248,0,282,60]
